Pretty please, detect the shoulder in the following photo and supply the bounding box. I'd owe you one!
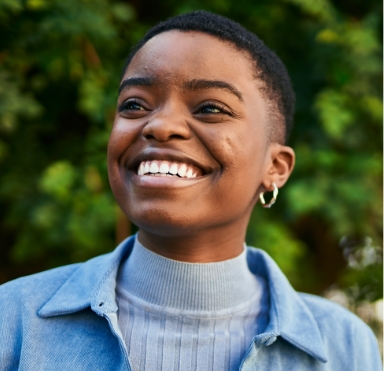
[0,263,83,365]
[299,292,370,332]
[0,263,81,312]
[299,293,382,369]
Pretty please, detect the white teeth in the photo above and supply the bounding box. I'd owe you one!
[137,160,200,179]
[159,161,170,174]
[169,163,178,175]
[150,162,159,173]
[178,164,187,177]
[138,163,145,175]
[186,168,193,178]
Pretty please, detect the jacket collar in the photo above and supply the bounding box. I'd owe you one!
[38,236,327,363]
[38,236,135,317]
[246,248,327,363]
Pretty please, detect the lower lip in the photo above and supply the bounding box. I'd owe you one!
[130,172,207,188]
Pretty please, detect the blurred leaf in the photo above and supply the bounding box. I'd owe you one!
[39,161,77,200]
[315,89,354,140]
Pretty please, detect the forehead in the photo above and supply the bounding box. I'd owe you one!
[124,31,256,86]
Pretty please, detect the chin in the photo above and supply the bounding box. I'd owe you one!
[135,220,201,237]
[128,206,204,237]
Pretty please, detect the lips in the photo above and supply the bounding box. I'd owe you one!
[137,160,202,178]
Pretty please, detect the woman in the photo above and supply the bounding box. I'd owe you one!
[0,11,381,371]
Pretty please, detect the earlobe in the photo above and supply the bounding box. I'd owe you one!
[262,143,295,190]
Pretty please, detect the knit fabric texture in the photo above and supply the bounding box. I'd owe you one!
[115,237,269,371]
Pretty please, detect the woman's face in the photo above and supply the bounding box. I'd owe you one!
[108,31,282,237]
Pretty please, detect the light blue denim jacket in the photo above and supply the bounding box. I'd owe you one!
[0,236,381,370]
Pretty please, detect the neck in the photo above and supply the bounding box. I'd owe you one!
[118,236,262,311]
[138,219,248,263]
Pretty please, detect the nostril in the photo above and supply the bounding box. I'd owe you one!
[144,133,156,140]
[171,134,187,140]
[144,132,186,142]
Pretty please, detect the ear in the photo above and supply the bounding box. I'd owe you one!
[261,143,295,191]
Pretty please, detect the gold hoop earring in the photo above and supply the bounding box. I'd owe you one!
[259,182,278,208]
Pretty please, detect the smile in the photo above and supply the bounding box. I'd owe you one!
[137,160,203,178]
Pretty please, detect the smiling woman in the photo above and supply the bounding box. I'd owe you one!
[108,29,295,261]
[0,10,381,371]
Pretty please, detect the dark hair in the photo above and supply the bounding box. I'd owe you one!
[122,11,295,143]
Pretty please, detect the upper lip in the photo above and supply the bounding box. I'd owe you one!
[126,148,212,175]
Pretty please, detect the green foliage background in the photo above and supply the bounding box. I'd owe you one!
[0,0,382,310]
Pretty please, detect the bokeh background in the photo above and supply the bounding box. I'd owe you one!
[0,0,382,347]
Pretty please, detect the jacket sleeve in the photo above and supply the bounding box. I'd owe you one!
[351,318,382,371]
[0,280,23,371]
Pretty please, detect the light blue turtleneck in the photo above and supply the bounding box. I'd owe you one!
[116,236,269,371]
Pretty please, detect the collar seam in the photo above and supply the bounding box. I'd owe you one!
[92,259,120,299]
[267,275,281,333]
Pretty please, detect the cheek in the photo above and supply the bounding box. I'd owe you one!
[107,118,137,187]
[206,126,266,207]
[108,118,139,162]
[203,123,265,173]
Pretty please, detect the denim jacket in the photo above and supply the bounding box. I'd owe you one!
[0,236,381,370]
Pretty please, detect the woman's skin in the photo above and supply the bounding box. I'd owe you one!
[108,31,295,263]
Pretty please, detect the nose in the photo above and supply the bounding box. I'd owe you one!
[142,104,192,142]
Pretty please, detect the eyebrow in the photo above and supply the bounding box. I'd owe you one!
[118,77,154,94]
[184,79,243,101]
[118,77,244,102]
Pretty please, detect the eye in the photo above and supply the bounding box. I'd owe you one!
[117,99,146,113]
[200,105,222,114]
[196,102,231,115]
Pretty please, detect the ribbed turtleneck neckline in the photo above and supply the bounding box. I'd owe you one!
[117,236,261,311]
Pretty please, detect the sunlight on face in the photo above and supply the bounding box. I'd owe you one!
[108,31,272,240]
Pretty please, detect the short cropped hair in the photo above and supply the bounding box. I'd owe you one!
[122,11,295,144]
